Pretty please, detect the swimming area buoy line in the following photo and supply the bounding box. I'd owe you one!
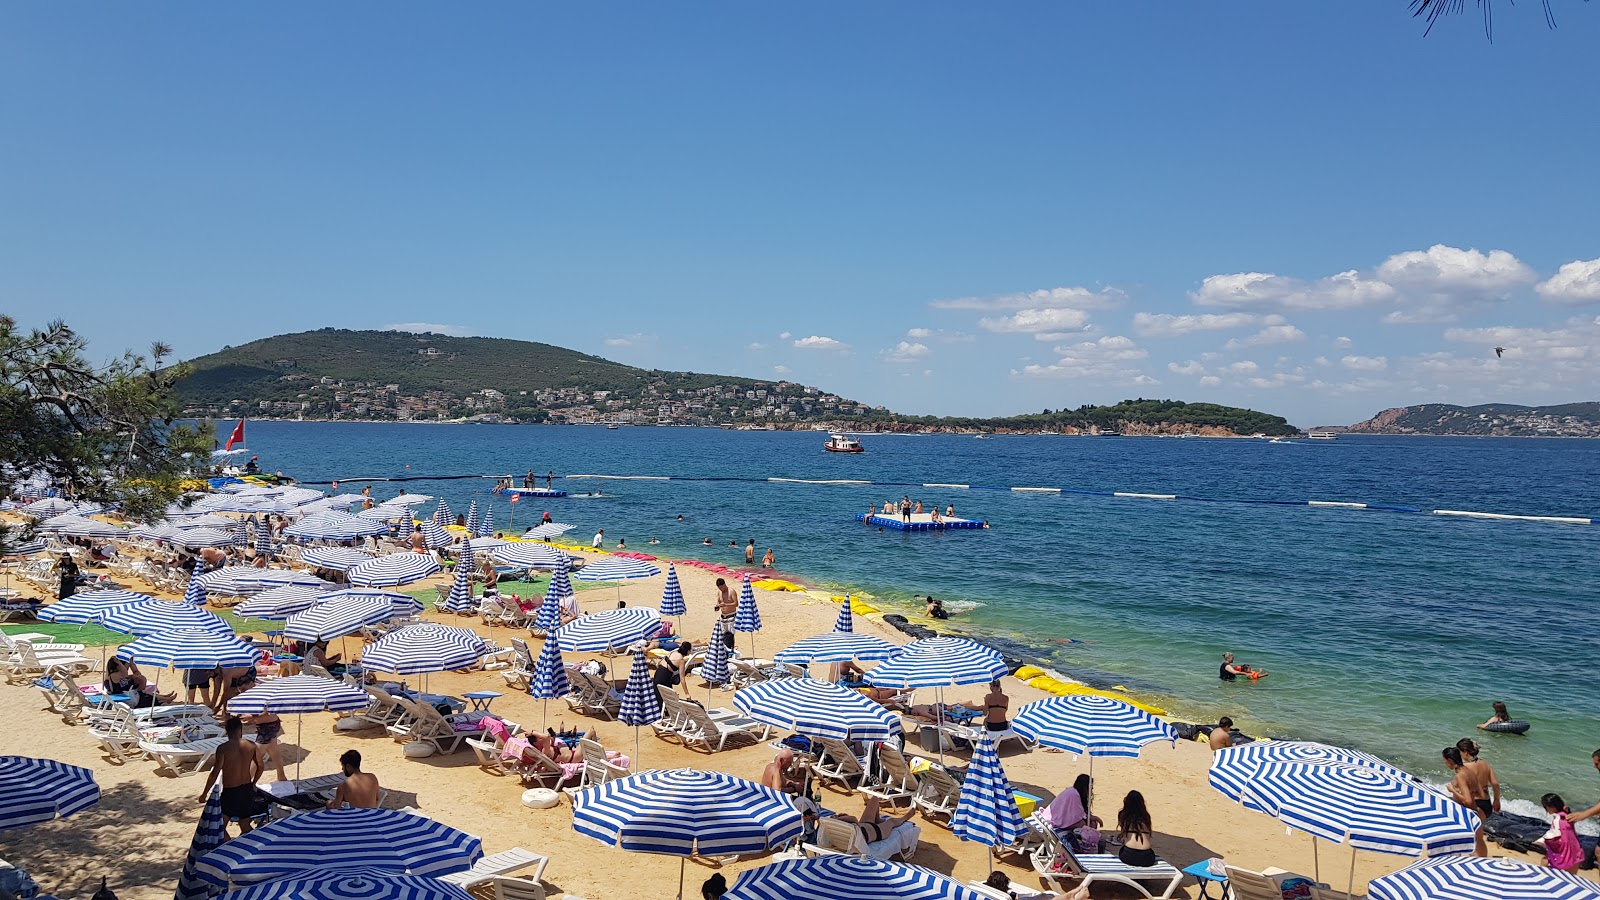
[298,471,1598,526]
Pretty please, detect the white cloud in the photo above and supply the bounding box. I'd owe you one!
[778,331,792,340]
[1228,360,1260,374]
[1199,375,1222,387]
[1243,372,1306,389]
[905,327,973,342]
[1015,335,1148,379]
[383,322,475,337]
[1133,312,1267,338]
[793,335,848,351]
[1132,374,1160,385]
[1341,355,1389,371]
[1223,323,1306,351]
[1314,356,1332,367]
[1167,360,1206,377]
[933,286,1125,311]
[1536,257,1600,305]
[1377,244,1533,294]
[747,342,768,351]
[977,307,1092,341]
[906,328,932,338]
[881,341,931,363]
[1192,270,1393,311]
[1335,336,1354,348]
[772,365,790,374]
[604,333,655,348]
[1443,319,1599,363]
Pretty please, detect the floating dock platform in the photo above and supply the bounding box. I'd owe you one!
[496,488,569,499]
[857,513,984,531]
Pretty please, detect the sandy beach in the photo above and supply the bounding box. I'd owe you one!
[1,547,1586,900]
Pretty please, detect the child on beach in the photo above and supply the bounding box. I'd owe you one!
[1537,793,1583,871]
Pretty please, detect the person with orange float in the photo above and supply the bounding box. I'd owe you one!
[1219,652,1268,682]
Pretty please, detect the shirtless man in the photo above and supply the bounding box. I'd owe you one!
[1209,717,1235,751]
[199,717,264,837]
[745,540,756,565]
[761,749,805,795]
[408,528,427,552]
[1443,745,1498,855]
[715,578,737,622]
[327,749,381,809]
[1566,749,1600,824]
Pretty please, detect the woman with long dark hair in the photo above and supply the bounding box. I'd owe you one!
[1115,790,1156,867]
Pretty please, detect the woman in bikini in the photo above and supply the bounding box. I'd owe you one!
[833,796,916,845]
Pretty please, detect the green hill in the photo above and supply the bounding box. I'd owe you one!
[1345,402,1600,436]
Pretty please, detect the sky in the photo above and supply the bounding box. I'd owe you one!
[3,3,1597,426]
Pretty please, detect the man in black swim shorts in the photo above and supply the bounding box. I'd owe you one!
[199,716,266,835]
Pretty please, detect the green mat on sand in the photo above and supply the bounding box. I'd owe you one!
[4,611,284,647]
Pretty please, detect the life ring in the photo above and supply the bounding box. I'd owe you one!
[1484,720,1530,735]
[522,788,560,809]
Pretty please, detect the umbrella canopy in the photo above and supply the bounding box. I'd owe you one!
[284,512,388,541]
[529,636,570,701]
[491,542,567,569]
[360,623,490,675]
[233,585,328,620]
[556,607,662,652]
[1366,855,1600,900]
[462,536,508,551]
[1011,695,1176,758]
[395,515,414,542]
[227,674,370,715]
[387,494,433,506]
[533,557,574,633]
[1236,761,1478,856]
[903,636,1004,657]
[21,497,75,517]
[283,596,395,642]
[116,628,259,669]
[253,522,274,558]
[192,807,483,889]
[300,547,376,570]
[522,522,575,539]
[659,564,686,617]
[431,499,453,524]
[725,857,986,900]
[37,514,125,538]
[573,557,661,582]
[440,545,476,614]
[314,588,423,618]
[170,513,236,527]
[348,552,442,587]
[463,501,480,536]
[7,537,49,555]
[618,649,663,727]
[216,869,473,900]
[732,575,762,633]
[171,526,243,548]
[197,566,329,596]
[572,768,803,856]
[357,503,413,521]
[950,735,1027,849]
[181,563,208,606]
[475,508,494,538]
[419,520,454,550]
[0,756,100,830]
[773,633,901,665]
[1211,740,1414,804]
[863,645,1008,690]
[37,589,154,624]
[833,598,854,633]
[701,619,731,686]
[733,678,901,742]
[101,601,233,638]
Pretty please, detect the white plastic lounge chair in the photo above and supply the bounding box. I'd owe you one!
[811,737,869,790]
[803,815,920,862]
[438,847,548,890]
[942,719,1036,754]
[560,738,630,798]
[911,765,963,822]
[140,729,229,777]
[677,702,766,753]
[1032,829,1182,899]
[488,877,545,900]
[502,638,536,689]
[860,744,919,807]
[389,697,489,755]
[1225,865,1307,900]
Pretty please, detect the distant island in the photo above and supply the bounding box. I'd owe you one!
[1343,402,1600,437]
[173,328,1299,436]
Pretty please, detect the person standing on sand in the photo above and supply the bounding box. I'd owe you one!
[1209,717,1234,751]
[716,578,737,622]
[745,540,756,565]
[1443,746,1497,856]
[199,717,265,837]
[328,749,381,809]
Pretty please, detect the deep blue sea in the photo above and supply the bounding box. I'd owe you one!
[243,422,1600,805]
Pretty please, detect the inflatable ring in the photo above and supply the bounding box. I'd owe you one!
[522,788,560,809]
[402,741,436,759]
[1484,720,1530,735]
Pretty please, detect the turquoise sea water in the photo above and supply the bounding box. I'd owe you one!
[243,421,1599,805]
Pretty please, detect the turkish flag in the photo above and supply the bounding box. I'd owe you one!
[224,420,246,452]
[508,493,520,504]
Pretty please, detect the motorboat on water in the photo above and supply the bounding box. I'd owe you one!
[823,434,864,453]
[1308,431,1338,440]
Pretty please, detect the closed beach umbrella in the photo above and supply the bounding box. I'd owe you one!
[532,556,571,634]
[441,545,476,613]
[522,522,574,539]
[833,597,853,633]
[618,648,663,763]
[733,678,900,742]
[175,786,227,900]
[361,623,489,676]
[348,552,441,587]
[1366,855,1600,900]
[300,547,375,571]
[198,565,329,596]
[253,519,273,560]
[659,564,686,618]
[492,542,566,569]
[192,807,483,889]
[231,517,250,546]
[0,756,100,830]
[116,628,258,669]
[556,606,661,653]
[420,519,454,550]
[773,632,901,665]
[529,636,570,727]
[283,596,394,642]
[216,869,473,900]
[1012,695,1175,767]
[431,498,453,525]
[725,857,986,900]
[395,514,414,542]
[233,585,327,620]
[463,500,480,536]
[733,574,762,656]
[701,618,731,696]
[951,736,1028,861]
[572,769,803,900]
[38,589,153,624]
[102,601,233,638]
[181,563,208,606]
[476,507,494,537]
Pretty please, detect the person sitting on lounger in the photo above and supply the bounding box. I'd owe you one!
[104,658,173,708]
[836,661,909,705]
[1041,773,1102,852]
[1115,790,1157,867]
[328,749,381,809]
[833,796,915,846]
[307,641,345,676]
[761,748,806,795]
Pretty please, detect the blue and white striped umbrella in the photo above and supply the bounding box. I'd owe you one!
[773,633,901,665]
[38,589,154,624]
[522,522,575,539]
[172,526,243,548]
[324,493,368,509]
[863,645,1008,690]
[492,542,567,569]
[1236,761,1478,856]
[357,503,413,521]
[556,606,661,652]
[0,756,100,830]
[348,552,442,587]
[951,736,1027,850]
[532,556,571,634]
[21,497,75,517]
[233,585,328,619]
[170,513,235,527]
[441,545,476,613]
[360,623,490,675]
[7,537,48,555]
[227,675,370,716]
[733,575,762,633]
[618,649,662,727]
[301,547,375,570]
[197,566,329,596]
[231,517,250,546]
[573,557,661,582]
[284,512,388,541]
[253,522,274,559]
[833,597,853,633]
[904,636,1004,658]
[726,857,986,900]
[733,678,901,742]
[1211,740,1415,805]
[659,564,686,618]
[181,563,208,606]
[175,786,226,900]
[129,522,185,542]
[573,769,803,856]
[395,514,414,542]
[463,501,480,537]
[529,636,570,701]
[1011,695,1176,758]
[102,601,233,638]
[702,619,731,687]
[216,869,473,900]
[432,499,453,525]
[315,588,424,617]
[192,807,483,889]
[38,514,126,538]
[420,520,454,550]
[116,628,259,669]
[462,537,507,552]
[475,508,494,537]
[1367,855,1600,900]
[283,596,395,642]
[387,493,432,507]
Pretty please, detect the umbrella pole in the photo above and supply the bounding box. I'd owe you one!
[1312,835,1320,884]
[936,687,946,766]
[677,856,685,900]
[542,698,548,731]
[295,713,303,780]
[1347,848,1356,896]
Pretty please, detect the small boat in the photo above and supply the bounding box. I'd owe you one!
[606,424,619,430]
[1308,431,1338,441]
[823,434,864,453]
